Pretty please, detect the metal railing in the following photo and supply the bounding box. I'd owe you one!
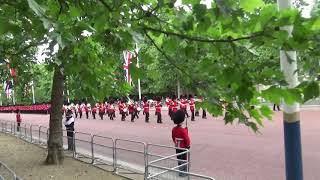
[0,161,20,180]
[0,120,214,180]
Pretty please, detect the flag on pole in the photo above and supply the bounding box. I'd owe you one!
[123,51,133,86]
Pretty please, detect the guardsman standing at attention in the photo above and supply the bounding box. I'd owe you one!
[155,97,162,123]
[143,99,150,123]
[189,95,195,121]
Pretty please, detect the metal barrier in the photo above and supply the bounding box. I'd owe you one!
[114,138,147,179]
[74,132,93,163]
[92,135,115,169]
[0,161,20,180]
[0,120,215,180]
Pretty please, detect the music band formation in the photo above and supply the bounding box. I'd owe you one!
[62,95,207,123]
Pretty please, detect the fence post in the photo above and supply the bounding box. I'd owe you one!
[30,125,33,142]
[112,138,116,173]
[113,139,118,174]
[73,131,76,158]
[144,144,149,180]
[91,134,94,164]
[38,126,41,144]
[187,149,191,180]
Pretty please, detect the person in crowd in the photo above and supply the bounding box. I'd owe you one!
[108,102,116,120]
[180,95,189,118]
[77,103,82,119]
[166,96,173,119]
[119,100,126,121]
[84,103,89,119]
[143,99,150,123]
[92,105,97,119]
[128,101,135,122]
[98,103,105,120]
[189,95,195,121]
[64,109,75,151]
[273,104,280,111]
[16,109,22,132]
[172,109,191,177]
[171,96,179,119]
[133,101,139,119]
[155,97,162,123]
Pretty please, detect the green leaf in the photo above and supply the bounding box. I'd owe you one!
[240,0,265,13]
[303,81,320,102]
[260,105,273,121]
[70,6,81,17]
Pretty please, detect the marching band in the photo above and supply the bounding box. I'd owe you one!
[62,95,207,123]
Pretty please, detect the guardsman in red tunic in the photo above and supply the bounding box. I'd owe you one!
[77,103,82,119]
[166,97,172,118]
[119,101,126,121]
[155,98,162,123]
[98,103,105,120]
[172,97,178,114]
[84,104,89,119]
[128,102,135,122]
[92,105,97,119]
[180,96,189,118]
[133,101,139,119]
[189,95,195,121]
[108,103,115,120]
[143,99,150,123]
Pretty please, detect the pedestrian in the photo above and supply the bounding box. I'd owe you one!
[84,103,89,119]
[189,96,195,121]
[143,99,150,123]
[78,103,82,119]
[16,109,22,132]
[155,98,162,123]
[119,101,126,121]
[64,109,75,151]
[172,109,190,177]
[273,104,280,111]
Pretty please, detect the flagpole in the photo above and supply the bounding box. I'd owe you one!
[135,44,142,102]
[31,81,35,104]
[0,91,2,106]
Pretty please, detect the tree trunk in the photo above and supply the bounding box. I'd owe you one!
[45,66,64,165]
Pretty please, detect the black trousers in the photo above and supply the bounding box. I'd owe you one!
[176,149,188,173]
[67,131,74,150]
[134,111,139,119]
[92,112,96,119]
[191,110,195,121]
[110,112,115,120]
[273,104,280,111]
[156,112,162,123]
[131,112,135,122]
[79,112,82,119]
[86,112,89,119]
[17,122,21,132]
[75,112,78,118]
[145,112,149,122]
[202,110,206,119]
[99,112,104,120]
[121,112,126,121]
[182,108,189,118]
[195,110,199,116]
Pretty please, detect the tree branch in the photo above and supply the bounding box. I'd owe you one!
[144,26,264,43]
[97,0,113,11]
[144,29,195,82]
[7,40,48,56]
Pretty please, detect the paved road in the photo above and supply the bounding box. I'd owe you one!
[0,108,319,180]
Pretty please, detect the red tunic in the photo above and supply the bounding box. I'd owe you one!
[180,99,187,109]
[172,126,190,148]
[128,104,134,113]
[155,102,162,113]
[143,102,150,113]
[99,106,105,113]
[172,101,178,112]
[92,107,97,113]
[189,100,195,111]
[16,113,22,123]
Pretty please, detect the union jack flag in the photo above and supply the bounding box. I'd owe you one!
[123,51,133,86]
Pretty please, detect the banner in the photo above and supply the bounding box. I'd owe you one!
[123,51,133,86]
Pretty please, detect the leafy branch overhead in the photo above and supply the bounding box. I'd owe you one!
[1,0,320,133]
